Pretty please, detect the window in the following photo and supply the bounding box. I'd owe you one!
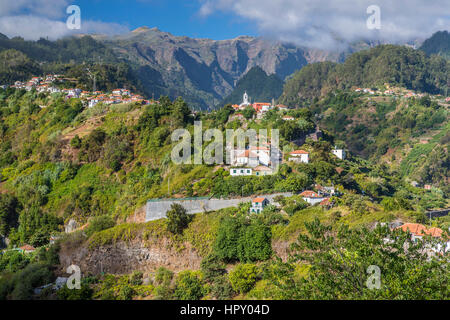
[232,170,236,174]
[247,170,250,173]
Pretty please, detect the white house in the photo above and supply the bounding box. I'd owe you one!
[250,197,269,214]
[395,223,450,254]
[236,150,259,167]
[249,146,271,167]
[300,190,326,205]
[89,99,100,108]
[315,184,336,196]
[230,168,253,176]
[67,88,81,98]
[289,150,309,163]
[332,147,346,160]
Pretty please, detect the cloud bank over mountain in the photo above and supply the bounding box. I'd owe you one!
[0,0,129,40]
[199,0,450,49]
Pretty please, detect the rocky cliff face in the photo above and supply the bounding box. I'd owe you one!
[59,238,202,275]
[97,27,341,109]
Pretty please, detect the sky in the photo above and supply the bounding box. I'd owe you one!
[0,0,448,49]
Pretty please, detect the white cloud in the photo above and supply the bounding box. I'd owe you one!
[0,0,70,19]
[199,0,450,49]
[0,15,129,40]
[0,0,130,40]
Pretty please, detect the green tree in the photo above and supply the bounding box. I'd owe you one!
[166,203,190,235]
[242,106,255,120]
[0,194,20,236]
[271,219,449,299]
[237,222,272,262]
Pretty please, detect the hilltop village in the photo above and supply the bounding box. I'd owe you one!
[4,74,154,108]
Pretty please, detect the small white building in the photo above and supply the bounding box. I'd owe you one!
[236,150,259,167]
[315,184,335,196]
[230,168,253,176]
[67,88,81,98]
[289,150,309,163]
[249,147,271,167]
[250,197,269,214]
[300,190,326,205]
[332,147,346,160]
[89,99,100,108]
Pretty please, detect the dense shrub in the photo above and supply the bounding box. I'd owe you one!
[174,270,206,300]
[86,215,115,237]
[229,264,259,294]
[214,216,272,263]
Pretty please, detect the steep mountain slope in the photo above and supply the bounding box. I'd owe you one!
[420,31,450,59]
[98,27,343,109]
[221,66,283,105]
[0,49,41,84]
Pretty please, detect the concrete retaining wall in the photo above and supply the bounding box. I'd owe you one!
[145,193,292,222]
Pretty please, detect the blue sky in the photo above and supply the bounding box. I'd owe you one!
[71,0,257,39]
[70,0,258,39]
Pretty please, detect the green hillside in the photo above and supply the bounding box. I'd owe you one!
[309,90,449,194]
[279,45,449,106]
[221,67,284,105]
[420,31,450,59]
[0,43,448,301]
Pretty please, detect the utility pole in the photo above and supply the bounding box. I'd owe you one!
[168,176,170,196]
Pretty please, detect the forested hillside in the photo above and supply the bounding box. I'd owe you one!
[0,50,41,84]
[279,45,450,106]
[310,91,449,193]
[420,31,450,59]
[221,67,284,105]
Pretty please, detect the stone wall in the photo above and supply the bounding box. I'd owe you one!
[145,193,292,222]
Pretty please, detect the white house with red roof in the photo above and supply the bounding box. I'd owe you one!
[236,150,259,167]
[395,223,450,253]
[300,190,327,205]
[250,197,269,214]
[289,150,309,163]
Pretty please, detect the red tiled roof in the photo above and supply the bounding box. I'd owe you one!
[426,227,444,237]
[396,223,444,238]
[320,198,331,206]
[238,150,258,158]
[300,190,320,198]
[252,197,267,203]
[290,150,309,155]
